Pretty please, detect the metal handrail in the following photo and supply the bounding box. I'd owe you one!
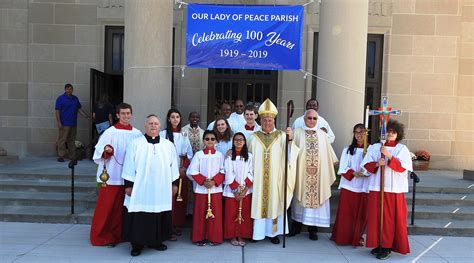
[410,171,420,225]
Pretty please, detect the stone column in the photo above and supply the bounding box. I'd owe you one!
[316,0,368,154]
[124,0,173,127]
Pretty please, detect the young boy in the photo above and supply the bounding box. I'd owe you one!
[187,130,225,246]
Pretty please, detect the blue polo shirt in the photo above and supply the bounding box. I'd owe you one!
[55,93,82,126]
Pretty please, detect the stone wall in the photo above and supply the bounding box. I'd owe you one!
[386,0,473,170]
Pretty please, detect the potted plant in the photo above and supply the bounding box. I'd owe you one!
[412,150,430,171]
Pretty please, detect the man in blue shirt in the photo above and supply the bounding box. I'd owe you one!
[55,83,89,162]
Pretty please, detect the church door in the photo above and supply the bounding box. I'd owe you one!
[207,69,278,124]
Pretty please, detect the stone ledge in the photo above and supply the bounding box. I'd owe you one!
[463,170,474,181]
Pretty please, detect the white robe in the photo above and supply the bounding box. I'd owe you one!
[235,123,261,139]
[248,128,299,239]
[93,126,142,185]
[207,118,240,133]
[215,140,232,156]
[159,130,193,165]
[229,112,246,131]
[223,153,253,198]
[337,147,370,193]
[361,143,412,193]
[292,115,335,144]
[122,136,179,212]
[187,150,225,194]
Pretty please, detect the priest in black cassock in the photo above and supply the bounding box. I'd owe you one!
[121,114,179,257]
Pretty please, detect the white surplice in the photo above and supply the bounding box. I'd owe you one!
[93,126,142,185]
[223,153,253,198]
[159,130,193,165]
[186,150,225,194]
[361,143,412,193]
[337,147,370,193]
[121,136,179,212]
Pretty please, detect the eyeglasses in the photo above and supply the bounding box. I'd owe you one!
[306,117,317,120]
[204,138,216,141]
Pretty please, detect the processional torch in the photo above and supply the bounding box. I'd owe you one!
[235,185,245,224]
[176,155,186,202]
[205,153,215,219]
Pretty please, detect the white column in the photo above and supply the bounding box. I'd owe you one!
[316,0,368,154]
[124,0,173,127]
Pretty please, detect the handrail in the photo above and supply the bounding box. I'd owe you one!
[410,171,420,225]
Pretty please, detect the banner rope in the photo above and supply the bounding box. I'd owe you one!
[299,69,363,94]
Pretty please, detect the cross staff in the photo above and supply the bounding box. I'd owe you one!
[368,96,401,251]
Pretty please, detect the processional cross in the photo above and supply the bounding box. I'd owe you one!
[367,96,401,249]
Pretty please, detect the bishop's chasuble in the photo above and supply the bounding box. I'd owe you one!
[248,129,299,233]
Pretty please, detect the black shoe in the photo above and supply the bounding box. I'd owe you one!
[270,236,280,244]
[154,243,167,251]
[131,248,141,256]
[288,222,302,237]
[106,243,116,248]
[57,157,65,162]
[309,232,318,241]
[371,247,381,256]
[376,248,391,260]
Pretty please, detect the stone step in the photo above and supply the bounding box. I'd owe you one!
[407,219,474,237]
[0,179,96,193]
[0,172,95,183]
[0,191,97,208]
[0,205,89,224]
[409,186,473,194]
[405,192,474,206]
[407,205,474,221]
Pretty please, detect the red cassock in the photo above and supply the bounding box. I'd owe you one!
[223,194,253,239]
[191,193,223,244]
[365,191,410,254]
[330,188,367,246]
[172,158,191,226]
[364,157,410,254]
[90,185,125,246]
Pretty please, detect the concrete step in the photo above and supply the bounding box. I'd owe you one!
[407,219,474,236]
[405,192,474,206]
[0,205,88,224]
[407,205,474,221]
[0,179,96,193]
[0,191,97,208]
[0,172,95,183]
[409,186,473,194]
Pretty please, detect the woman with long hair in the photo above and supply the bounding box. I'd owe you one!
[331,123,369,247]
[213,117,233,155]
[159,108,193,240]
[223,132,253,246]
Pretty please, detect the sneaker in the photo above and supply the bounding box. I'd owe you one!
[376,248,391,260]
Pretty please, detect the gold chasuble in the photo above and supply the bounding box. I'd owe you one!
[293,128,338,208]
[248,130,299,221]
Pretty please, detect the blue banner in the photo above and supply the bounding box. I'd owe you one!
[186,4,304,70]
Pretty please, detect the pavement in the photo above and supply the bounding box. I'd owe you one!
[1,222,473,263]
